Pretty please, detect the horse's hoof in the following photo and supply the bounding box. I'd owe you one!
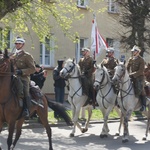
[115,133,120,136]
[142,137,147,141]
[100,134,108,138]
[122,139,128,143]
[70,133,74,137]
[82,128,88,133]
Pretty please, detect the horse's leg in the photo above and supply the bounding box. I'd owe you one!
[82,105,92,133]
[142,104,150,140]
[11,119,24,149]
[0,121,2,150]
[37,107,53,150]
[7,122,15,150]
[122,110,132,143]
[70,105,83,137]
[100,106,113,138]
[116,112,124,136]
[114,106,121,118]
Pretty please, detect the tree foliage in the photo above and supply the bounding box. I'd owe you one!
[117,0,150,56]
[0,0,85,48]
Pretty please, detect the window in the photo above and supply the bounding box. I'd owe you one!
[106,38,113,47]
[40,37,55,67]
[75,38,88,63]
[77,0,89,8]
[108,0,119,13]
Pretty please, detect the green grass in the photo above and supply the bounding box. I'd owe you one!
[48,108,144,124]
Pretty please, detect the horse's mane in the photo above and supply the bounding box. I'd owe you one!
[98,63,111,82]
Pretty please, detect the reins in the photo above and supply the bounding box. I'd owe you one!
[95,68,114,109]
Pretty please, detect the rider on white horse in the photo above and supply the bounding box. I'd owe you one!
[127,45,146,112]
[101,47,118,93]
[78,47,95,105]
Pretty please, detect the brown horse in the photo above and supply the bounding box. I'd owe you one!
[144,63,150,82]
[0,49,72,150]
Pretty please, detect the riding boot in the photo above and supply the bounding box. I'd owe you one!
[139,95,146,112]
[22,96,30,119]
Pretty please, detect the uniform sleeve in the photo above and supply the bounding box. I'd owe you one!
[132,58,145,78]
[127,58,132,73]
[21,54,36,76]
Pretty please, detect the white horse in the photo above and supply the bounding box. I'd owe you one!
[112,61,150,143]
[93,63,121,138]
[60,58,93,137]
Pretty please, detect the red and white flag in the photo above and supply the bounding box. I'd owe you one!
[91,17,108,59]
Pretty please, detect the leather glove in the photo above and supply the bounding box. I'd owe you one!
[129,74,133,78]
[16,69,23,75]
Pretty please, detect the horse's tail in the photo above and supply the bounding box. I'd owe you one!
[44,94,73,126]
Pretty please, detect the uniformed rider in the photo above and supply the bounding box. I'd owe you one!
[127,45,146,112]
[78,47,94,102]
[101,47,118,93]
[12,37,36,118]
[101,47,118,78]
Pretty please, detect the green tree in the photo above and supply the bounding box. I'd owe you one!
[117,0,150,56]
[0,0,84,47]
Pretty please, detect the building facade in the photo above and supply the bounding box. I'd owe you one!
[0,0,149,97]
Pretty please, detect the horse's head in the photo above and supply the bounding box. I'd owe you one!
[112,61,126,85]
[0,49,11,73]
[93,63,110,90]
[60,58,76,78]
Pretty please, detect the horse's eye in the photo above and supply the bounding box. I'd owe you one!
[69,65,72,68]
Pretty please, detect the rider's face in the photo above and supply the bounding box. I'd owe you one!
[15,43,24,50]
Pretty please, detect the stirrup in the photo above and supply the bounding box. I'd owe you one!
[22,108,30,118]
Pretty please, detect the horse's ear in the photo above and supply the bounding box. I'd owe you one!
[94,63,98,69]
[73,58,75,62]
[123,60,126,65]
[101,63,104,68]
[4,49,9,59]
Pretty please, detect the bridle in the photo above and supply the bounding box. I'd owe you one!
[114,64,134,111]
[114,64,126,81]
[94,68,109,89]
[94,67,113,109]
[63,61,76,77]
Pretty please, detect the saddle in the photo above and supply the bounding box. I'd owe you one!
[30,81,44,105]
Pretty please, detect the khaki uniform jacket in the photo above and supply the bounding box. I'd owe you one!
[78,56,94,78]
[127,56,145,78]
[101,57,118,76]
[12,50,36,82]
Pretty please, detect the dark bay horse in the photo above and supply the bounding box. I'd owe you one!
[0,49,72,150]
[144,63,150,82]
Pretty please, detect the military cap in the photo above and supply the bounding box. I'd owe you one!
[15,37,25,44]
[81,47,90,52]
[131,45,141,52]
[106,47,115,53]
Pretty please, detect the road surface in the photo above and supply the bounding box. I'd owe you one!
[0,119,150,150]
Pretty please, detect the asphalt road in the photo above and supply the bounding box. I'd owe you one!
[0,119,150,150]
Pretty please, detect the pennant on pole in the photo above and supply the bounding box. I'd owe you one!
[91,16,108,59]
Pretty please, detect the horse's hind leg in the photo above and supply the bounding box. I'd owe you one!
[37,108,53,150]
[143,105,150,140]
[122,110,132,143]
[83,105,92,133]
[7,122,15,150]
[12,119,24,149]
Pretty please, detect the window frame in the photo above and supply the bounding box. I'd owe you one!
[75,37,88,63]
[40,37,55,68]
[77,0,89,8]
[107,0,119,13]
